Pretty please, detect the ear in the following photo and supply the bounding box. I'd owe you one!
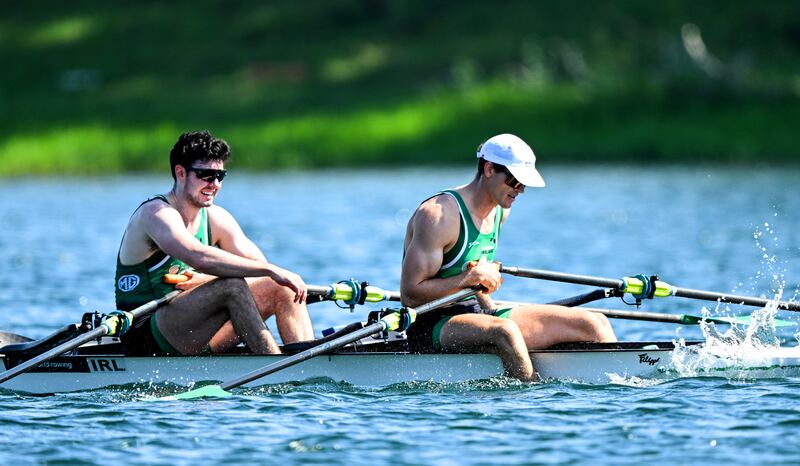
[484,162,496,178]
[175,165,187,182]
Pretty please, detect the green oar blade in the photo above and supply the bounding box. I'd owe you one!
[159,384,231,401]
[679,314,795,327]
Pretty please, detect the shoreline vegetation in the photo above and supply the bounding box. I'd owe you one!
[2,1,798,176]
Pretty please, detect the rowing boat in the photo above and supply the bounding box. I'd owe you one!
[3,329,799,395]
[3,273,798,396]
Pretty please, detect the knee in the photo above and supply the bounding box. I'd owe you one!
[251,277,294,300]
[489,320,525,348]
[215,277,251,298]
[582,313,614,340]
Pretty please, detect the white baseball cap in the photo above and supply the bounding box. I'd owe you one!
[477,133,545,188]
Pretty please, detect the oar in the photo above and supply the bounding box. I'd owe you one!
[499,265,800,311]
[165,273,401,304]
[306,283,400,303]
[160,287,479,400]
[496,300,795,327]
[0,290,180,385]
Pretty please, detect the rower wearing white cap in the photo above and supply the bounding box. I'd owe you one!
[401,133,617,381]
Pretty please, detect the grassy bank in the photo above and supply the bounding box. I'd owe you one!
[1,1,799,175]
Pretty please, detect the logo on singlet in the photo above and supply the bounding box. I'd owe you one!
[118,274,140,292]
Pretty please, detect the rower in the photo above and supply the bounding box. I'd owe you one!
[114,130,314,356]
[400,133,617,381]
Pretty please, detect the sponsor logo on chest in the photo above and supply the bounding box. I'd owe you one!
[118,274,140,292]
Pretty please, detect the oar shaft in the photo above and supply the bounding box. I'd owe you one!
[221,321,385,390]
[0,328,107,384]
[670,286,799,310]
[581,308,684,324]
[497,301,687,324]
[0,291,179,385]
[500,265,800,311]
[500,266,624,289]
[219,287,478,391]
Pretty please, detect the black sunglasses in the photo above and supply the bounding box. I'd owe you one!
[492,164,523,190]
[187,167,227,183]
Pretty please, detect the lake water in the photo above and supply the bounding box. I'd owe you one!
[1,167,799,465]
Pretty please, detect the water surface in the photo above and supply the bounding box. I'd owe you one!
[1,167,799,465]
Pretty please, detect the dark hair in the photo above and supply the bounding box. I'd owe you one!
[476,157,489,178]
[169,130,231,180]
[476,157,509,179]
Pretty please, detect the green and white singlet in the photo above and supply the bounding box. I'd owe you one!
[434,189,503,279]
[406,190,509,352]
[114,195,211,312]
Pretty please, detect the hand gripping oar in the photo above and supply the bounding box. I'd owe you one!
[499,265,800,312]
[160,287,479,400]
[0,290,180,385]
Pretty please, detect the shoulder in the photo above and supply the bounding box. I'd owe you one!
[135,197,177,223]
[414,193,459,228]
[206,204,247,241]
[206,204,235,223]
[408,193,462,246]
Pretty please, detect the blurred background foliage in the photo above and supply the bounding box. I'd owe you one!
[1,0,799,175]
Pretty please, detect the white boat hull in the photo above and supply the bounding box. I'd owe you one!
[4,341,800,394]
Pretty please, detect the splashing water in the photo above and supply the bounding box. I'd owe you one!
[671,302,783,378]
[671,219,796,378]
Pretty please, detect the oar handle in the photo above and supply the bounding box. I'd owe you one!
[0,291,180,385]
[219,287,478,391]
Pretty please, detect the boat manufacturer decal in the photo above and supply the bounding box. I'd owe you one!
[118,274,140,292]
[638,353,660,366]
[87,357,126,372]
[25,357,90,373]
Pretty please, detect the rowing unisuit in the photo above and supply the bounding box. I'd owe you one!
[114,195,210,311]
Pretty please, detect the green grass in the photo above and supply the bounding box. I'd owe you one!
[1,0,799,175]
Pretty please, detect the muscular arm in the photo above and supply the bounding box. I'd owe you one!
[142,203,275,278]
[208,205,268,263]
[400,196,499,307]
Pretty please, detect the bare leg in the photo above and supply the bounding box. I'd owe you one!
[506,304,617,350]
[207,277,314,350]
[155,277,280,355]
[439,314,539,382]
[248,277,314,342]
